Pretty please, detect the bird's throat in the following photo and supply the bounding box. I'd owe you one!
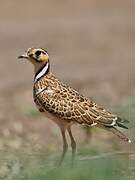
[34,61,50,82]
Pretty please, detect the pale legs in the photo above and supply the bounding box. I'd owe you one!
[58,127,68,166]
[58,126,76,166]
[67,126,76,166]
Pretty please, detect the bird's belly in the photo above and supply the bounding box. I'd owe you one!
[34,91,75,127]
[42,109,74,128]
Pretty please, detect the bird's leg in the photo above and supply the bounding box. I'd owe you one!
[67,126,76,166]
[83,126,92,144]
[58,127,68,166]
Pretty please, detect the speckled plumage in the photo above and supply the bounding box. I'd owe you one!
[19,47,131,166]
[34,72,117,126]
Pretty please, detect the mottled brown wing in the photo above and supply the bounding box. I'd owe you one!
[35,81,117,126]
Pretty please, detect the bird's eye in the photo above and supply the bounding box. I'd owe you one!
[35,50,42,56]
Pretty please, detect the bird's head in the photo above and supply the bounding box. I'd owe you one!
[18,47,49,65]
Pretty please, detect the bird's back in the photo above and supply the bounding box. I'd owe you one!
[33,73,120,127]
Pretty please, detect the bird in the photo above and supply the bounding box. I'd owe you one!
[18,47,131,166]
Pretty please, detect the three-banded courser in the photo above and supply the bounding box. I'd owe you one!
[18,47,131,166]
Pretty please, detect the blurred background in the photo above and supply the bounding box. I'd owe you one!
[0,0,135,179]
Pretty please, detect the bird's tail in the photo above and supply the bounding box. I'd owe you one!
[115,116,129,129]
[106,126,131,143]
[97,123,131,143]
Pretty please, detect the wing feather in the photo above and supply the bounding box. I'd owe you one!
[34,78,126,128]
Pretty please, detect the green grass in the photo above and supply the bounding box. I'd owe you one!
[0,147,134,180]
[1,97,135,180]
[28,159,123,180]
[12,155,133,180]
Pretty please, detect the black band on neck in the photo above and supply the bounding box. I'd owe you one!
[34,61,50,82]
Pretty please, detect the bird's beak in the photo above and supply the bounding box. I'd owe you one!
[18,53,28,59]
